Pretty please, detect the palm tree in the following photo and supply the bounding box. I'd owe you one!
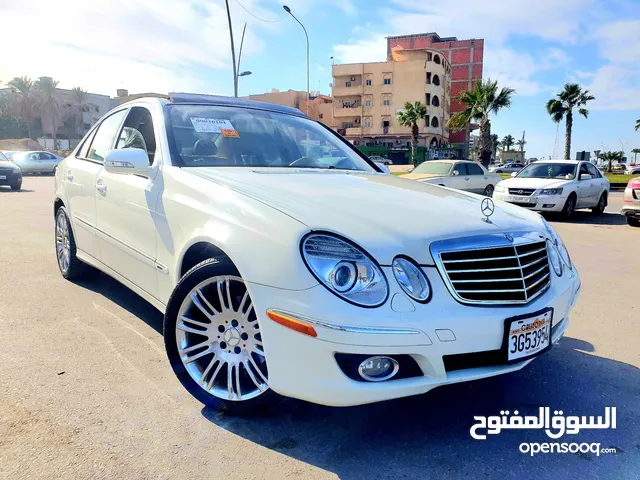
[635,119,640,131]
[546,83,595,160]
[448,79,515,167]
[516,138,526,161]
[491,133,500,160]
[6,76,37,138]
[397,101,428,166]
[631,148,640,164]
[501,134,515,151]
[65,87,94,138]
[35,76,64,146]
[599,151,624,173]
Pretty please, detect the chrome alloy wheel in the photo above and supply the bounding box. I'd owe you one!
[175,276,268,402]
[55,212,71,274]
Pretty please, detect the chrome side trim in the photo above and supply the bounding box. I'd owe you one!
[94,226,156,266]
[72,214,95,230]
[268,310,421,335]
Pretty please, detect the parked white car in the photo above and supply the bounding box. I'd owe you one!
[369,155,392,166]
[403,159,502,197]
[53,94,580,413]
[11,150,62,174]
[494,160,610,217]
[489,162,525,174]
[625,165,640,175]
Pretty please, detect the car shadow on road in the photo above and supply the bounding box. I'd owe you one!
[202,337,639,478]
[75,272,164,334]
[544,211,626,226]
[0,188,35,193]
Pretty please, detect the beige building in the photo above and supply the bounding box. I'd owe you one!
[242,89,332,125]
[500,150,526,163]
[331,46,451,149]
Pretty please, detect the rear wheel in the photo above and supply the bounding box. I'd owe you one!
[591,193,606,214]
[561,194,576,218]
[483,184,494,197]
[55,206,92,279]
[164,258,281,414]
[628,217,640,227]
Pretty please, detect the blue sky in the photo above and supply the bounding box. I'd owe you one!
[1,0,639,159]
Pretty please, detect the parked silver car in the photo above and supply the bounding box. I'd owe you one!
[10,151,62,174]
[489,162,525,173]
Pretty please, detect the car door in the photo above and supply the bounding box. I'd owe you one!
[465,162,488,193]
[575,162,595,207]
[448,162,468,190]
[586,163,606,202]
[38,152,57,172]
[94,105,162,297]
[64,109,128,260]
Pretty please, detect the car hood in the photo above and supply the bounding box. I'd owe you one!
[0,160,18,170]
[186,167,546,265]
[498,177,570,190]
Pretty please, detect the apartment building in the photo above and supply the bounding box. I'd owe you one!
[242,89,333,126]
[331,47,451,151]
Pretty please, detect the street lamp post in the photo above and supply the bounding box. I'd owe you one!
[283,5,309,116]
[224,0,239,97]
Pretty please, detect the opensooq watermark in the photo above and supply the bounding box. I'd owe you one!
[470,407,618,456]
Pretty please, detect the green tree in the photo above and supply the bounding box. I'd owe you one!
[64,87,94,138]
[397,101,428,167]
[35,76,63,146]
[546,83,595,160]
[501,134,515,151]
[635,119,640,131]
[6,76,37,138]
[447,79,515,167]
[631,148,640,164]
[0,116,29,139]
[599,151,625,173]
[491,133,500,160]
[516,138,526,160]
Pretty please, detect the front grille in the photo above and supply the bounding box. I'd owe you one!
[508,201,536,208]
[434,238,551,304]
[0,168,14,176]
[508,188,535,196]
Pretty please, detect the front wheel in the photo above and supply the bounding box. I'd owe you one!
[164,258,281,414]
[483,184,494,197]
[561,195,576,218]
[10,180,21,191]
[628,217,640,227]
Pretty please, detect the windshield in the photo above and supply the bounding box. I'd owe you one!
[166,105,375,171]
[412,161,452,175]
[517,163,577,180]
[0,152,8,162]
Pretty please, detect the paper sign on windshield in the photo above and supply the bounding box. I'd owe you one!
[190,117,235,133]
[220,128,240,138]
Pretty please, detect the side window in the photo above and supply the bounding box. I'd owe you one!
[579,163,590,179]
[586,163,600,178]
[77,128,98,159]
[87,109,128,162]
[115,107,157,165]
[454,163,468,176]
[467,163,484,175]
[28,153,39,161]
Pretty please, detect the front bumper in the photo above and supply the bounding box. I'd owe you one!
[494,191,566,212]
[0,170,22,186]
[249,265,580,407]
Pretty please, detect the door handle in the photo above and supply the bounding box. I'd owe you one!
[66,171,74,182]
[96,183,107,195]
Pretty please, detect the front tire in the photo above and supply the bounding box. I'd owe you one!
[592,193,606,214]
[55,206,92,280]
[164,257,281,414]
[561,194,576,218]
[628,217,640,227]
[483,184,494,197]
[10,180,21,191]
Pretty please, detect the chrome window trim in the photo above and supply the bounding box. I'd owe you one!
[430,231,551,306]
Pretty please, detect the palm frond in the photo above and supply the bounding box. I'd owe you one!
[578,108,589,118]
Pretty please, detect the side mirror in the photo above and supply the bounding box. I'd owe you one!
[511,172,518,177]
[452,170,460,176]
[104,148,150,176]
[580,173,592,181]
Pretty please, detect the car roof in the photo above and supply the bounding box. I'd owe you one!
[533,160,581,164]
[162,92,309,119]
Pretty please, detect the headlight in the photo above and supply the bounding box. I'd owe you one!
[301,233,388,307]
[495,184,506,193]
[392,257,431,303]
[546,239,563,276]
[540,188,563,195]
[542,218,573,270]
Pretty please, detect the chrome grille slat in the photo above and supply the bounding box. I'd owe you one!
[432,235,551,305]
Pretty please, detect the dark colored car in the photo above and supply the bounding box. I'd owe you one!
[0,152,23,190]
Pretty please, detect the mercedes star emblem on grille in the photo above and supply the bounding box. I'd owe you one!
[481,197,495,222]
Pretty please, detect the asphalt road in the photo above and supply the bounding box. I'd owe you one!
[1,177,638,480]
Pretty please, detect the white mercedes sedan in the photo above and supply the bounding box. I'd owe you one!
[53,94,581,413]
[403,160,502,197]
[494,160,610,218]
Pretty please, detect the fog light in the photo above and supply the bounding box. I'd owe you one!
[543,204,556,208]
[358,356,399,382]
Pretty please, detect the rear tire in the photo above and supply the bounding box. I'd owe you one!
[55,206,93,280]
[164,257,283,414]
[561,194,576,218]
[591,193,606,214]
[628,217,640,227]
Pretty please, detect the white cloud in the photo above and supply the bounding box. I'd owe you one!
[332,28,387,64]
[594,19,640,64]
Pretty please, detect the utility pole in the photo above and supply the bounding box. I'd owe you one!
[224,0,238,97]
[283,5,309,116]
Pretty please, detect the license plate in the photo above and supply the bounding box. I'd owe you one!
[504,309,552,362]
[508,195,529,203]
[0,175,6,180]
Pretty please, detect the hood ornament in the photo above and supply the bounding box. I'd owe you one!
[481,197,495,223]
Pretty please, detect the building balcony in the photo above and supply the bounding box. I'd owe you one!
[332,64,363,77]
[334,105,362,117]
[333,85,363,97]
[345,127,362,136]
